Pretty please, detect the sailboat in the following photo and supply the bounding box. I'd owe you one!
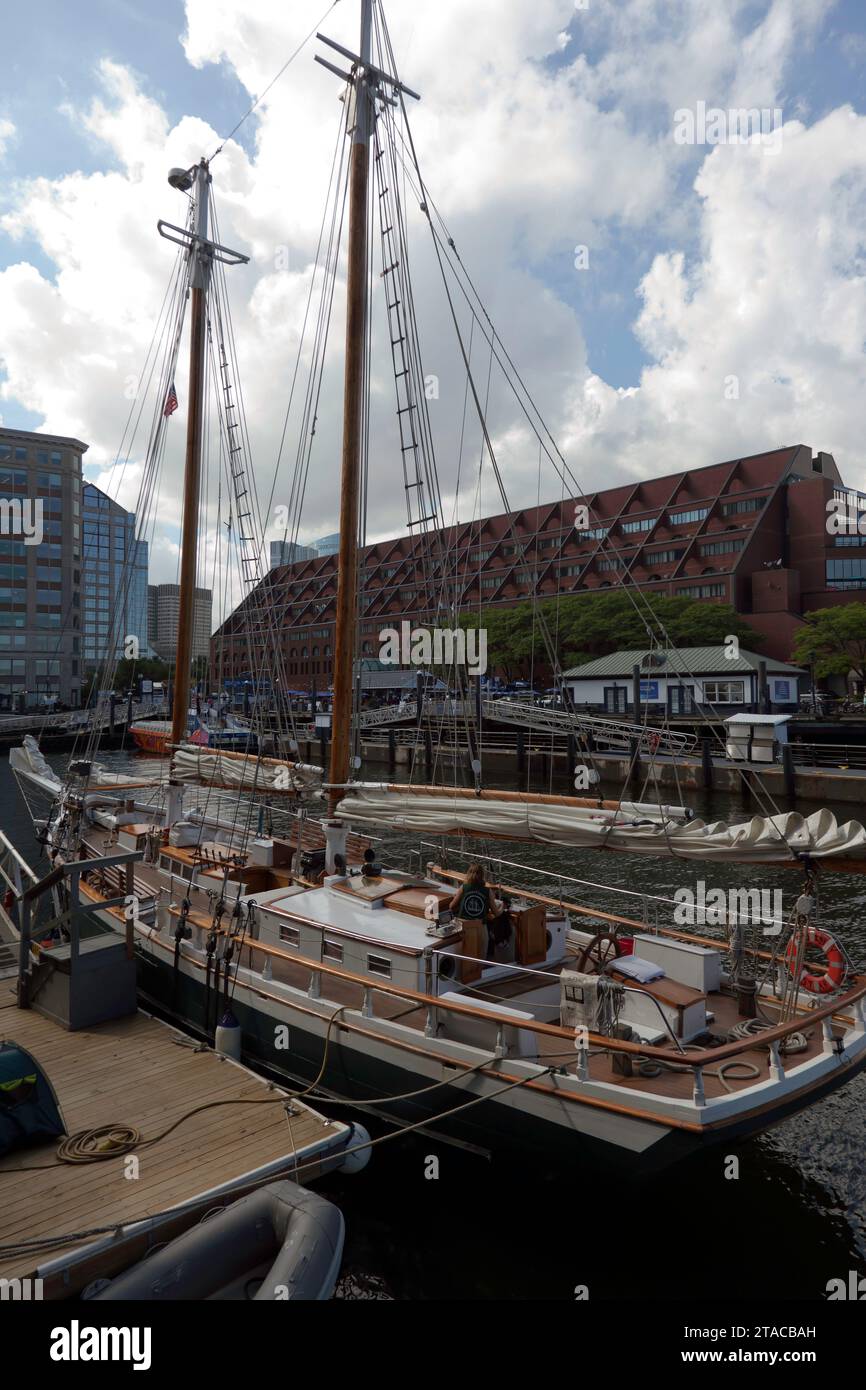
[8,0,866,1172]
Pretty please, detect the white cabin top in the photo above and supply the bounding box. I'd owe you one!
[258,878,460,957]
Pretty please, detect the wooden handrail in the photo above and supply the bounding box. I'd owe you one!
[164,901,866,1070]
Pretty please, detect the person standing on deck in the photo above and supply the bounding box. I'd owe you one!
[448,863,494,925]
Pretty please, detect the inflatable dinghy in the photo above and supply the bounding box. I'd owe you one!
[90,1181,345,1301]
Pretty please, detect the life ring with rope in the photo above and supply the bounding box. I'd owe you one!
[785,925,846,995]
[646,731,660,753]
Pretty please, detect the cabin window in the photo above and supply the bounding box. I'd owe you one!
[323,940,343,963]
[703,680,745,703]
[279,924,300,947]
[367,953,392,978]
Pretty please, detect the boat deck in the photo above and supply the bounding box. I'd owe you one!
[238,939,827,1099]
[0,992,349,1294]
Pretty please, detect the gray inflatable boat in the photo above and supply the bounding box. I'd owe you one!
[90,1181,345,1301]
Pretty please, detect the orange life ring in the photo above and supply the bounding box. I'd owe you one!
[646,732,660,753]
[785,925,846,995]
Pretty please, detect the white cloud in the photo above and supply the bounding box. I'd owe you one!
[0,118,15,160]
[0,0,863,613]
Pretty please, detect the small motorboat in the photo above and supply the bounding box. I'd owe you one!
[88,1181,345,1301]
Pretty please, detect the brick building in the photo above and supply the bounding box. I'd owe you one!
[212,444,858,687]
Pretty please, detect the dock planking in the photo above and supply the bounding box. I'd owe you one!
[0,997,348,1292]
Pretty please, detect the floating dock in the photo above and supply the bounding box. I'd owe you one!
[0,838,353,1300]
[0,1000,351,1297]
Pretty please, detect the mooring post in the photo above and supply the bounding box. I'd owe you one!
[782,741,796,800]
[702,734,713,790]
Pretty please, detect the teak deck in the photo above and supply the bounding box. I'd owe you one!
[0,995,348,1291]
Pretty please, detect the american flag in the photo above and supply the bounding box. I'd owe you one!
[163,380,179,417]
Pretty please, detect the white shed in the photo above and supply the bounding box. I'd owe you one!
[724,713,791,763]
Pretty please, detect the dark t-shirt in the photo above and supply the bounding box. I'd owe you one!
[457,884,490,920]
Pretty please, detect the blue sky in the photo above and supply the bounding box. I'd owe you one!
[2,0,866,555]
[4,0,863,407]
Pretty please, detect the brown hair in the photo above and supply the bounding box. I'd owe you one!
[465,863,485,887]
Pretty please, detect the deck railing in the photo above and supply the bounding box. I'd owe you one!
[175,907,866,1098]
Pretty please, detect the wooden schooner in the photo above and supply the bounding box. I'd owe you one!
[8,0,866,1172]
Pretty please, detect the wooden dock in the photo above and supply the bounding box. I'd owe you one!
[0,997,350,1297]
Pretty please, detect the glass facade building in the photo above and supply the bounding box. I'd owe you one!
[82,483,151,670]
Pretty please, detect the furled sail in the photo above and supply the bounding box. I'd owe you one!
[9,737,63,797]
[10,735,164,795]
[171,744,323,796]
[333,784,866,866]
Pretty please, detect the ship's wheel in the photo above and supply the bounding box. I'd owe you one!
[576,931,622,974]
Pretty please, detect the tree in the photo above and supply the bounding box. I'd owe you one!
[792,604,866,687]
[460,592,760,680]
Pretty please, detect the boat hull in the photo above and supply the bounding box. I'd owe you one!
[134,944,866,1176]
[130,721,172,753]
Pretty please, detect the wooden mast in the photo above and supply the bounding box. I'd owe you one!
[328,0,373,813]
[171,159,211,749]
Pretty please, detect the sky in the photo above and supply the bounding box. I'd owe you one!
[2,0,866,594]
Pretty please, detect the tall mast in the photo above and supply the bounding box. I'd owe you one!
[158,161,247,760]
[328,0,374,811]
[315,7,418,816]
[171,159,211,748]
[326,0,369,811]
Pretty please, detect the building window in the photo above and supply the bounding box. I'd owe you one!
[279,924,300,948]
[675,583,726,598]
[366,953,392,978]
[827,558,866,589]
[646,548,684,564]
[720,497,765,517]
[699,539,744,557]
[322,940,343,963]
[669,507,710,526]
[621,516,657,533]
[703,680,745,703]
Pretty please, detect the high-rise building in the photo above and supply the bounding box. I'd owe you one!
[312,533,340,557]
[147,583,212,664]
[0,426,85,708]
[81,482,150,671]
[269,539,317,569]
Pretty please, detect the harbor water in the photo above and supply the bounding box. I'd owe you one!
[3,747,865,1301]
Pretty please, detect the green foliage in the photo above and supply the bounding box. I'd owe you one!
[459,592,760,678]
[792,604,866,683]
[96,657,171,694]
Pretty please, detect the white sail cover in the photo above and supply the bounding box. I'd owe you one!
[9,735,164,794]
[171,745,323,796]
[334,786,866,865]
[9,736,63,796]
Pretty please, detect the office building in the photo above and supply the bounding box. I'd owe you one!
[0,426,85,708]
[147,583,212,663]
[269,539,317,569]
[81,482,150,671]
